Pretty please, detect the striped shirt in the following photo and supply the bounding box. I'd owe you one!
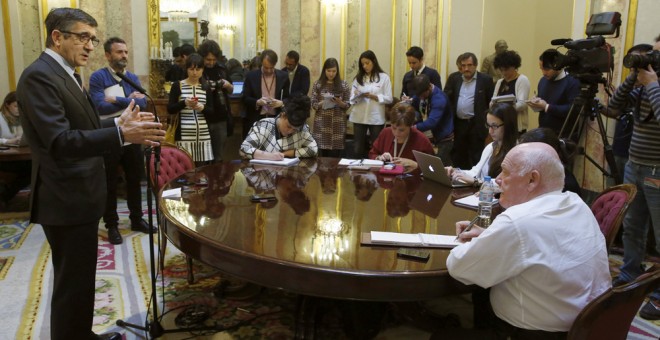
[608,74,660,165]
[239,116,318,159]
[176,82,213,162]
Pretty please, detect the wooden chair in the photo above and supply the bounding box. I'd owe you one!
[590,183,636,251]
[148,142,196,283]
[567,270,660,340]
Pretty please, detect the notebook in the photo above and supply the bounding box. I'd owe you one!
[412,150,470,188]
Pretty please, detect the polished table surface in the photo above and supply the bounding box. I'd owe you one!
[159,158,479,301]
[0,146,31,161]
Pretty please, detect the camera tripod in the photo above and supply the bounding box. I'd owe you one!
[559,78,620,184]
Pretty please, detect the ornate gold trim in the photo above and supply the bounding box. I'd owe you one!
[407,0,412,49]
[390,0,396,80]
[147,0,160,94]
[257,0,267,50]
[437,0,443,72]
[340,4,347,80]
[322,3,327,62]
[443,0,451,80]
[1,0,15,90]
[41,0,48,47]
[621,0,638,82]
[365,0,370,49]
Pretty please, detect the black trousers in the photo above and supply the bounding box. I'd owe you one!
[0,160,31,203]
[103,143,144,227]
[42,222,99,340]
[452,117,486,169]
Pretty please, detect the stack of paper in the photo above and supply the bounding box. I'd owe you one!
[249,157,300,166]
[491,94,516,103]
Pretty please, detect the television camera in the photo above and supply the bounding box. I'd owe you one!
[550,12,623,183]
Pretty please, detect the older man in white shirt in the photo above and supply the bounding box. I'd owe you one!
[447,142,611,338]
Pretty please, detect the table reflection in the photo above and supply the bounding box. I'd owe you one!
[160,158,474,295]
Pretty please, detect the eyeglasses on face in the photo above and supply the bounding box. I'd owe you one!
[59,30,100,46]
[485,123,504,130]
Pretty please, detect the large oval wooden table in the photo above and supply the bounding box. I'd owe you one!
[158,158,478,302]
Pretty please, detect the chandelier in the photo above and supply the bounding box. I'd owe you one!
[161,0,206,23]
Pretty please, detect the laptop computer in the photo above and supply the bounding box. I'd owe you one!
[229,81,243,98]
[408,179,452,218]
[412,150,470,188]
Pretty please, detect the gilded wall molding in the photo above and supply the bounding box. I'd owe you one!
[257,0,267,49]
[621,0,638,82]
[147,0,160,94]
[1,0,15,90]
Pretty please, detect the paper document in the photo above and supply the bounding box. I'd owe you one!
[454,195,498,208]
[104,84,125,117]
[491,94,516,103]
[162,187,181,198]
[338,158,384,166]
[249,157,300,167]
[321,93,336,110]
[369,231,460,248]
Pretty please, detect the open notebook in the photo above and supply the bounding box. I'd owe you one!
[361,231,460,248]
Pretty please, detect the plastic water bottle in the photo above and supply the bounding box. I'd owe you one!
[478,176,495,228]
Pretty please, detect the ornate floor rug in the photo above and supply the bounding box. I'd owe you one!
[0,185,659,339]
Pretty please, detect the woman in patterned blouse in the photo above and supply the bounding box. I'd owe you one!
[310,58,350,157]
[167,53,214,165]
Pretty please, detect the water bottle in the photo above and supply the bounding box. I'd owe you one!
[478,176,495,228]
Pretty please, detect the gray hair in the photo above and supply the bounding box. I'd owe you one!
[513,143,565,191]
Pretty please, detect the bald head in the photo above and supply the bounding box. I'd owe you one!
[496,143,565,208]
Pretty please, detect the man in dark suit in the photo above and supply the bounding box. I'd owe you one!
[444,52,494,169]
[283,50,310,96]
[16,8,164,340]
[401,46,442,98]
[242,49,290,139]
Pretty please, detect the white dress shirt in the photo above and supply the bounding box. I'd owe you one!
[447,191,611,332]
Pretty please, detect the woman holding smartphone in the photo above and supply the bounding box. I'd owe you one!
[349,50,393,158]
[168,53,214,165]
[311,58,351,157]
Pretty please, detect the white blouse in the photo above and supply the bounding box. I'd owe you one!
[348,72,393,125]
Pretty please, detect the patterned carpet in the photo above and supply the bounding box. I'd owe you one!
[0,185,659,339]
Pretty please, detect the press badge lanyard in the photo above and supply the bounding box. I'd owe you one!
[393,136,409,158]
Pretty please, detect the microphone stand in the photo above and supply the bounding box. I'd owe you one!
[114,82,218,338]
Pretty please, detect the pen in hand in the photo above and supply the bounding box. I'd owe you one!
[455,216,479,241]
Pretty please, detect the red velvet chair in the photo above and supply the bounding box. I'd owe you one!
[590,184,636,251]
[148,142,196,283]
[567,270,660,340]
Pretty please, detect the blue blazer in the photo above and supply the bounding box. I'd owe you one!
[401,66,442,98]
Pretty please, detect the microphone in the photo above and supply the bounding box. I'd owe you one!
[116,71,149,96]
[551,38,572,46]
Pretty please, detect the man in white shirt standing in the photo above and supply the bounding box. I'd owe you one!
[447,142,611,338]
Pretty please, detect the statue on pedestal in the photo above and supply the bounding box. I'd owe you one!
[481,40,508,83]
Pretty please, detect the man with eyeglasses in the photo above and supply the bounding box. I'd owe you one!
[444,52,494,169]
[239,94,317,161]
[16,8,165,340]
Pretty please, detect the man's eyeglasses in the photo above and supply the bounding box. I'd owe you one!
[59,30,100,47]
[485,123,504,130]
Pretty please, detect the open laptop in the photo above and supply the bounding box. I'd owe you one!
[413,150,470,188]
[229,81,244,98]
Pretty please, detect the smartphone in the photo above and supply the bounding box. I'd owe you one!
[250,195,277,203]
[397,248,431,262]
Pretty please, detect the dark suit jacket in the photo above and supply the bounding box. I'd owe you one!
[242,68,290,122]
[283,64,310,96]
[401,66,442,98]
[16,52,123,225]
[443,71,494,140]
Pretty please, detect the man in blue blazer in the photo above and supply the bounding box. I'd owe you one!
[444,52,494,169]
[283,50,310,96]
[242,49,290,138]
[16,8,164,340]
[401,46,442,98]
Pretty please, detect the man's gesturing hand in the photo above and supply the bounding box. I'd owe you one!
[118,100,165,147]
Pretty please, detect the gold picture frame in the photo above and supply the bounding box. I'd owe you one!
[160,18,199,48]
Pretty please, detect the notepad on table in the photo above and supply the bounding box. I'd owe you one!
[338,158,384,166]
[362,231,461,248]
[249,157,300,166]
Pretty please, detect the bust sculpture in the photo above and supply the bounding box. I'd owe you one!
[481,40,509,83]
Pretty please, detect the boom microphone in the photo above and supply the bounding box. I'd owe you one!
[116,71,148,96]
